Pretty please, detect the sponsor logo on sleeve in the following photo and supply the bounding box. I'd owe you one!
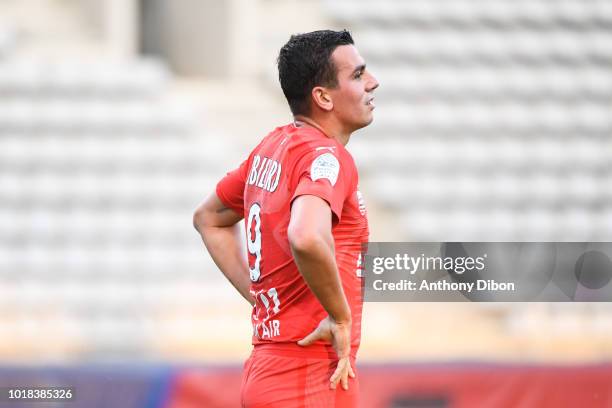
[310,153,340,186]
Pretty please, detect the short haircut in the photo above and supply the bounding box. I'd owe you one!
[277,30,354,116]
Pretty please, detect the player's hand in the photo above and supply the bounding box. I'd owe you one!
[297,316,356,390]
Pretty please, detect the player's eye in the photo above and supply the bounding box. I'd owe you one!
[354,70,363,79]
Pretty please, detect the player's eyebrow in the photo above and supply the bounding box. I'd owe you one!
[351,64,366,76]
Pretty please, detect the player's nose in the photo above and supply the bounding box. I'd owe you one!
[366,72,379,92]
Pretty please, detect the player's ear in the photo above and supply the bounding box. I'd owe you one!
[311,86,333,112]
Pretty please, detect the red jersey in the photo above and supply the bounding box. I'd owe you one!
[216,123,369,358]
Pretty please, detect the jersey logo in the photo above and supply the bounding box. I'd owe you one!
[310,153,340,186]
[356,190,367,216]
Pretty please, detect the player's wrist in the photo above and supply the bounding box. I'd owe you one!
[330,315,352,326]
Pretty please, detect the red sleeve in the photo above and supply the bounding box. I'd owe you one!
[291,150,352,223]
[216,160,248,215]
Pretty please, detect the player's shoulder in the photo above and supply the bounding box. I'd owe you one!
[287,126,333,148]
[256,124,288,149]
[242,125,288,165]
[287,126,352,161]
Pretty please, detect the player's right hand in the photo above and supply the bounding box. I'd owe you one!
[297,316,356,390]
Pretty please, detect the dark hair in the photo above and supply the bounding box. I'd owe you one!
[277,30,354,116]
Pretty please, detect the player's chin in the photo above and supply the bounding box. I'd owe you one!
[353,117,374,132]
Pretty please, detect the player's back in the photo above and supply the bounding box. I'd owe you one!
[237,123,368,356]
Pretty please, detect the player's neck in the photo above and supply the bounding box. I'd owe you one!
[293,115,351,146]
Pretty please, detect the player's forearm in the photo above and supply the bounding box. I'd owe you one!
[198,224,254,305]
[290,235,351,324]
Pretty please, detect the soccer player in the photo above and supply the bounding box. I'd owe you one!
[193,29,378,407]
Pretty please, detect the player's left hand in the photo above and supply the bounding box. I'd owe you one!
[297,316,356,390]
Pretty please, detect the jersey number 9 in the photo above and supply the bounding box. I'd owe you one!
[247,203,262,282]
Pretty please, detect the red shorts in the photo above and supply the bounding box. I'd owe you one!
[240,345,359,408]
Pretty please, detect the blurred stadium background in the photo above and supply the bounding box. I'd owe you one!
[1,0,611,406]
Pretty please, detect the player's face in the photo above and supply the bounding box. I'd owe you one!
[328,45,379,132]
